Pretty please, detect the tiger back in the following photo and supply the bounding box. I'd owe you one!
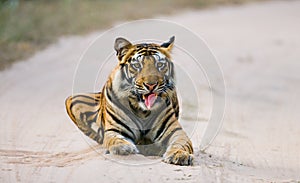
[65,36,193,165]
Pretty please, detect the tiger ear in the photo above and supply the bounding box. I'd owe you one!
[114,37,132,62]
[161,36,175,52]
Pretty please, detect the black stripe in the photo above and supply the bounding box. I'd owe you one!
[106,109,136,140]
[85,112,98,126]
[120,64,133,84]
[72,94,100,102]
[169,61,175,78]
[124,64,131,82]
[72,100,98,106]
[78,111,98,124]
[85,111,98,117]
[79,112,85,122]
[105,128,135,143]
[165,97,171,106]
[157,119,178,141]
[160,127,182,145]
[120,65,126,79]
[70,100,98,111]
[153,110,174,140]
[94,92,102,99]
[172,102,179,118]
[105,89,112,101]
[186,143,193,153]
[98,114,105,144]
[66,105,76,122]
[108,88,143,130]
[140,129,150,136]
[172,140,192,153]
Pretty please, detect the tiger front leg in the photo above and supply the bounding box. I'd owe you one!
[103,130,139,155]
[161,125,194,166]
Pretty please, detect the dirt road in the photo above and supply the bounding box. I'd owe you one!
[1,1,299,182]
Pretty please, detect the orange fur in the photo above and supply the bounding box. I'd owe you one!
[65,37,193,165]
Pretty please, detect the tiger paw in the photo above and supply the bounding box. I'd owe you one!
[108,141,139,155]
[163,150,193,166]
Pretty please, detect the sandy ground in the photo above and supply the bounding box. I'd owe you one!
[1,1,300,182]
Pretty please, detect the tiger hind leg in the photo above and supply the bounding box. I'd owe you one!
[65,92,104,144]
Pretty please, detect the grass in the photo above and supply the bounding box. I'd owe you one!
[0,0,265,70]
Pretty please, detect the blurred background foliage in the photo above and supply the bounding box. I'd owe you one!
[0,0,265,70]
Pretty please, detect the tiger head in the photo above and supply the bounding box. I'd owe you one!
[114,36,176,112]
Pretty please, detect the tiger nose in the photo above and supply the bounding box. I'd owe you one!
[143,82,158,91]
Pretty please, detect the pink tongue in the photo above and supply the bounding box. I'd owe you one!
[145,94,157,109]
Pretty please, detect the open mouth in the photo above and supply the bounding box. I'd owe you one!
[142,93,157,109]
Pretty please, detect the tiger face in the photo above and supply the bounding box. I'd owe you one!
[114,37,175,111]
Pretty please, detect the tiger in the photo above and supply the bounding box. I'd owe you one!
[65,36,193,165]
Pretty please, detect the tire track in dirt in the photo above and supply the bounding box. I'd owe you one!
[0,145,102,168]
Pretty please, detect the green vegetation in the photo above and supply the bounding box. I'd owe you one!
[0,0,265,70]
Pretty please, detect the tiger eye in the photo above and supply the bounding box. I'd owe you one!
[132,63,141,69]
[157,62,164,67]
